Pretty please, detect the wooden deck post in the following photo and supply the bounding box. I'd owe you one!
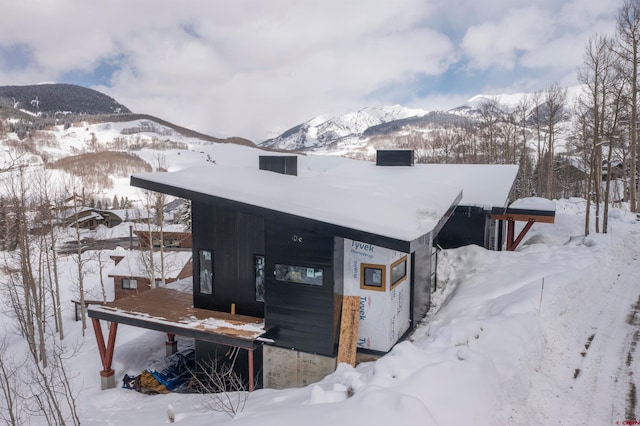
[248,348,255,391]
[91,318,119,390]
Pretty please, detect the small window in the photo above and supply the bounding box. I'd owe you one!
[390,256,407,288]
[255,255,265,302]
[360,263,386,292]
[275,264,323,286]
[122,278,137,290]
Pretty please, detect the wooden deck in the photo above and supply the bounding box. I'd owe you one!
[87,286,265,348]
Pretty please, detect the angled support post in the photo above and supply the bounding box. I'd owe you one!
[91,318,119,390]
[506,218,536,251]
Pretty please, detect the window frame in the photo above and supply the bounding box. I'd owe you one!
[122,278,138,290]
[199,249,213,295]
[360,263,386,292]
[255,254,265,302]
[274,263,324,287]
[390,256,408,289]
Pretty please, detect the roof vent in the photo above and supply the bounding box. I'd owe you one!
[376,149,414,166]
[259,155,298,176]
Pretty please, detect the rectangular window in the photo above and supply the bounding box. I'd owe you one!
[199,249,213,295]
[122,278,137,290]
[275,264,323,286]
[390,256,407,288]
[255,255,265,302]
[360,263,386,292]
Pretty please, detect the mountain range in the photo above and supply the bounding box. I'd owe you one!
[0,83,580,165]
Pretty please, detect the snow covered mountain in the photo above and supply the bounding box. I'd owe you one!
[259,104,429,153]
[259,87,584,159]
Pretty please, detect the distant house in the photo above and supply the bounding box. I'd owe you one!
[109,250,193,300]
[62,207,152,230]
[62,207,104,230]
[88,150,523,391]
[134,230,192,249]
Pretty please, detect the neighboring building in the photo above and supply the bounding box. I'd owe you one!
[109,250,193,300]
[88,151,522,390]
[63,207,104,230]
[134,230,192,249]
[431,164,520,250]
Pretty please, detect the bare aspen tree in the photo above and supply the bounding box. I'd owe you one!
[0,339,24,426]
[579,35,620,235]
[543,84,568,199]
[478,97,502,163]
[34,170,64,339]
[6,167,48,365]
[154,153,170,287]
[515,97,532,196]
[616,0,640,211]
[531,91,545,195]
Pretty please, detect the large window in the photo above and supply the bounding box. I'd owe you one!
[360,263,386,291]
[390,256,407,288]
[199,249,213,295]
[275,264,323,286]
[122,278,137,290]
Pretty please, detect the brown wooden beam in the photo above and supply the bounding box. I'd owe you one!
[506,218,515,250]
[490,213,555,223]
[505,218,536,251]
[248,348,255,392]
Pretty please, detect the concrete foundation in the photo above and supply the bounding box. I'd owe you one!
[263,345,336,389]
[100,371,115,390]
[166,340,178,357]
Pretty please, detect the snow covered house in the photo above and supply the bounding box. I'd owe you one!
[87,150,521,390]
[108,250,193,300]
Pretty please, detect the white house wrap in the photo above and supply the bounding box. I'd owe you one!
[343,238,411,352]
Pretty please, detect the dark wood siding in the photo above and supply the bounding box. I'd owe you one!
[264,222,338,356]
[192,201,265,318]
[438,205,489,249]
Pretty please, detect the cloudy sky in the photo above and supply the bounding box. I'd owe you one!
[0,0,620,142]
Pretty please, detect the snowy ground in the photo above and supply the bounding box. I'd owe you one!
[3,197,640,425]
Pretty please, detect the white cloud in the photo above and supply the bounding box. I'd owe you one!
[0,0,621,141]
[461,7,554,71]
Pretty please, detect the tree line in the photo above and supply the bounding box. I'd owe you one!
[389,0,640,236]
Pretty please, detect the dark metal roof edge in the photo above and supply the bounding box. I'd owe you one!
[504,207,556,217]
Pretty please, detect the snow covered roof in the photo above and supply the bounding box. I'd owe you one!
[509,197,556,212]
[109,250,192,279]
[132,157,464,245]
[131,154,518,246]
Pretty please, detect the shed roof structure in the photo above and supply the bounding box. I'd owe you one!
[130,156,467,252]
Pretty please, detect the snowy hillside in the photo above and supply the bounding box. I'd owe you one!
[4,192,639,425]
[0,116,258,205]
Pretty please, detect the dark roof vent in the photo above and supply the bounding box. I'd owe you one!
[259,155,298,176]
[376,149,414,166]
